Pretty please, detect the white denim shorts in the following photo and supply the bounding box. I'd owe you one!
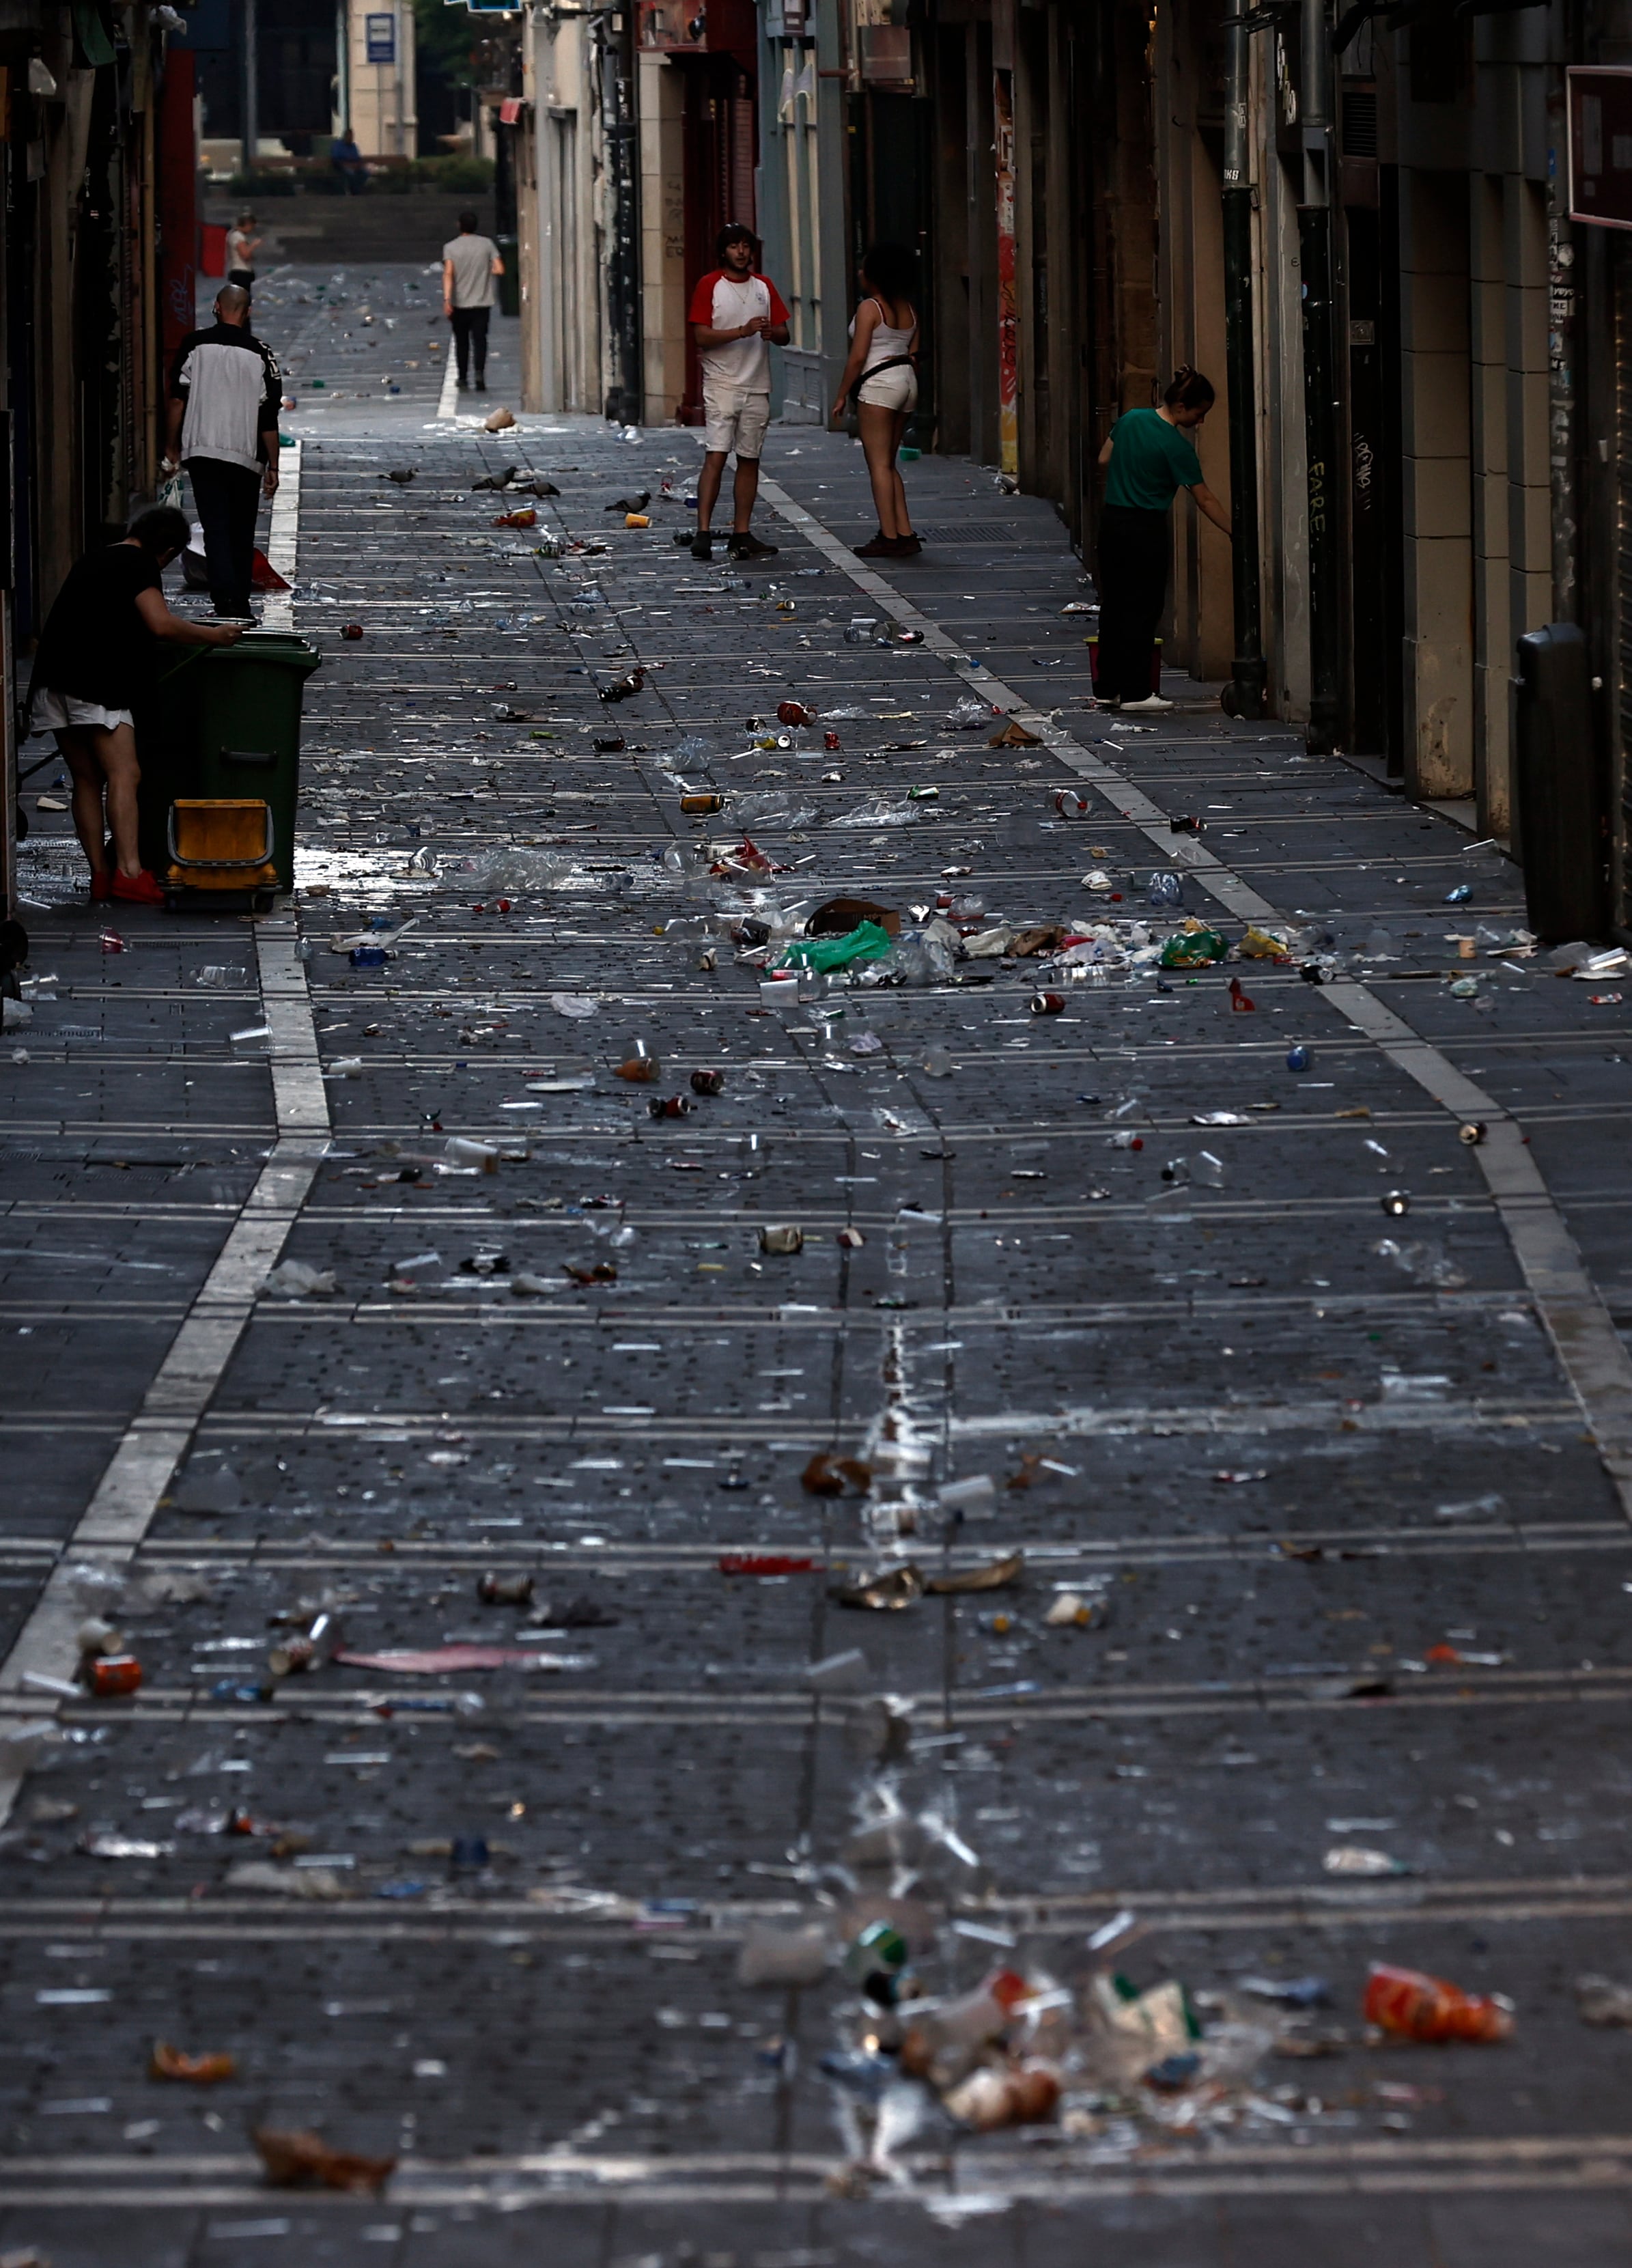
[32,687,135,733]
[703,386,771,461]
[857,364,918,412]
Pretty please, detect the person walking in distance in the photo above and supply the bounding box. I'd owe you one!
[27,506,243,907]
[1094,367,1233,713]
[329,126,367,194]
[161,283,281,622]
[226,210,261,290]
[442,210,503,392]
[830,242,921,559]
[689,225,790,561]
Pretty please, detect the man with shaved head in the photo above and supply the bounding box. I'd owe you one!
[160,284,283,620]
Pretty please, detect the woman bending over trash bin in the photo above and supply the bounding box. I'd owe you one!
[28,506,243,907]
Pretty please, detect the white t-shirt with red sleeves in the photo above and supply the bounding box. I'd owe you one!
[688,270,791,393]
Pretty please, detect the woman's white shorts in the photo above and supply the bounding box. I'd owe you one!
[856,365,918,412]
[31,688,135,733]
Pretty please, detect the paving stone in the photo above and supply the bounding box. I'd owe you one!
[1,262,1629,2260]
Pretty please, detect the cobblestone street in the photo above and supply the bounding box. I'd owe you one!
[5,264,1632,2262]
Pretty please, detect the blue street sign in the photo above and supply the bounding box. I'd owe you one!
[365,12,396,62]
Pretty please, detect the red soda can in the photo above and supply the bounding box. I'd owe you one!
[1030,991,1066,1016]
[778,701,814,727]
[824,731,841,751]
[649,1095,694,1119]
[689,1069,726,1095]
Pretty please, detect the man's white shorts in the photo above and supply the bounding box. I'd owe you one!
[703,387,771,461]
[31,688,135,733]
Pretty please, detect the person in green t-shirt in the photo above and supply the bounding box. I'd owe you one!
[1093,367,1233,712]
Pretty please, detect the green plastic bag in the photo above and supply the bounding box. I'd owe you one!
[779,920,897,972]
[1159,925,1228,968]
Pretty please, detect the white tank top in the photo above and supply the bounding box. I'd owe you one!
[854,299,916,372]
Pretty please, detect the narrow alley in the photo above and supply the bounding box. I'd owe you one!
[4,262,1632,2265]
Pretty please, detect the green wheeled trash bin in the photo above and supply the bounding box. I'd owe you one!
[138,630,322,903]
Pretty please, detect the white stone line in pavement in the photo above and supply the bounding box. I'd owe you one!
[1,2142,1630,2210]
[179,1395,1578,1439]
[0,915,331,1817]
[260,438,300,631]
[757,473,1632,1519]
[436,332,460,421]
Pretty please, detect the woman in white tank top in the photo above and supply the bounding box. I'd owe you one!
[830,243,921,559]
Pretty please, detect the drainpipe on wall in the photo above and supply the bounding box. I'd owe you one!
[1222,0,1267,718]
[598,5,643,426]
[1297,0,1340,753]
[242,0,259,175]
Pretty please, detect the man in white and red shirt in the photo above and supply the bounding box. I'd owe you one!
[688,225,790,561]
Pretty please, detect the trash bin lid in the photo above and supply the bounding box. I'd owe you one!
[215,630,323,675]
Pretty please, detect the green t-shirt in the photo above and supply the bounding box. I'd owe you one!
[1104,406,1205,510]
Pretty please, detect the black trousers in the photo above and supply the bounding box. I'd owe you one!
[187,455,261,619]
[1095,504,1170,701]
[451,306,490,384]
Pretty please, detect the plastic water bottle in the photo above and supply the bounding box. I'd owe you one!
[1147,872,1183,909]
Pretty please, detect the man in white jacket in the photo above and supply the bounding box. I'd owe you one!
[160,285,282,620]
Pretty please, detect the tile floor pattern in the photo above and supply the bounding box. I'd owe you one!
[1,264,1631,2260]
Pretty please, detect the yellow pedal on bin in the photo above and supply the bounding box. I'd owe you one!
[165,798,279,908]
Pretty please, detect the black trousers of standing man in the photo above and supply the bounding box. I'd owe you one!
[1094,504,1170,703]
[450,305,490,387]
[186,454,262,619]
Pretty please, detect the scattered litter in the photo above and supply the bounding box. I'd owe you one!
[1161,926,1226,968]
[1043,1591,1107,1629]
[1364,1965,1512,2043]
[738,1924,830,1987]
[1323,1844,1409,1877]
[803,1453,873,1496]
[150,2042,236,2084]
[1576,1974,1632,2027]
[925,1552,1023,1594]
[226,1862,354,1900]
[331,1645,589,1673]
[939,1474,998,1518]
[254,2127,396,2194]
[264,1259,337,1298]
[830,1565,925,1610]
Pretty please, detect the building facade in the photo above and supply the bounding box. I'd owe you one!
[1,0,197,925]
